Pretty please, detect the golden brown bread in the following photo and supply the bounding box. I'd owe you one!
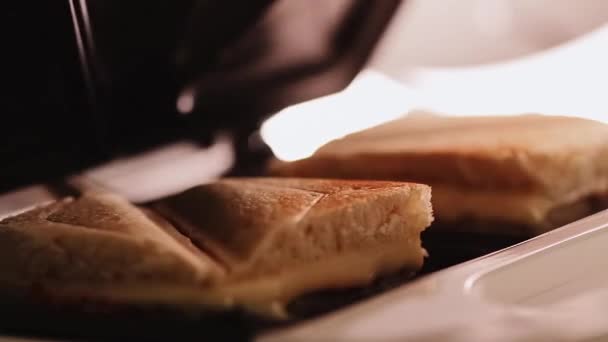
[269,114,608,234]
[153,177,432,314]
[0,178,433,317]
[0,192,217,288]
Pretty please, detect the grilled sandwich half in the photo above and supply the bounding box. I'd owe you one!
[270,114,608,235]
[0,178,432,317]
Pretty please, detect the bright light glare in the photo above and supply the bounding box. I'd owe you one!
[262,25,608,162]
[260,71,415,161]
[410,24,608,122]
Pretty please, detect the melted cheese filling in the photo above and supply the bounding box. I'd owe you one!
[39,237,424,319]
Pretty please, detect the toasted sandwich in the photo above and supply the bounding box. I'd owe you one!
[0,178,432,317]
[269,114,608,235]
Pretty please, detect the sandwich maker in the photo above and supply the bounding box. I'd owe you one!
[2,0,400,193]
[3,1,608,341]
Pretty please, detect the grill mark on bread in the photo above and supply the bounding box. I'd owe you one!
[150,184,328,274]
[140,207,227,275]
[149,206,232,274]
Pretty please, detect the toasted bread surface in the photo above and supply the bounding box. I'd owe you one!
[0,179,433,316]
[0,192,217,288]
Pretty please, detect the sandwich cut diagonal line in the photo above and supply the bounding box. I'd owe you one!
[153,208,231,275]
[243,189,327,271]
